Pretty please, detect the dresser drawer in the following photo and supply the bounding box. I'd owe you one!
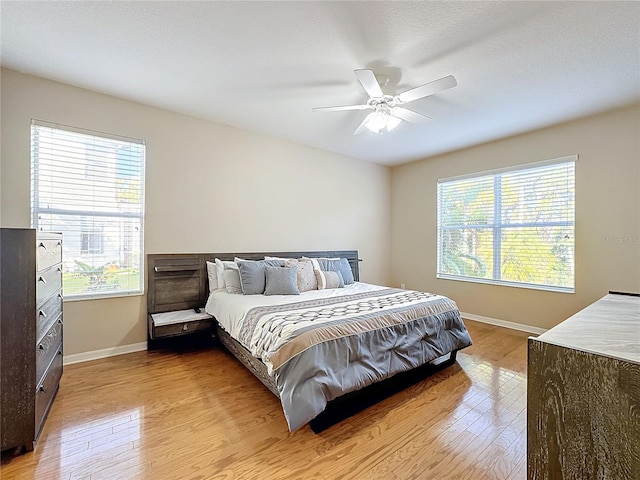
[36,291,63,343]
[37,237,62,272]
[36,322,63,386]
[36,266,63,307]
[35,351,62,437]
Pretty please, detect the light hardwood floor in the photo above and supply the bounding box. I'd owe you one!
[1,320,530,480]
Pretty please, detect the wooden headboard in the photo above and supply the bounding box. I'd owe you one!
[147,250,360,315]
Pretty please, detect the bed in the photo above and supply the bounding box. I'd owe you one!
[147,250,472,432]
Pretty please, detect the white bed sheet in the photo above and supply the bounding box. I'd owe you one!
[205,282,387,347]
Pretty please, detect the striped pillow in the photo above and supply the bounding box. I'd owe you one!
[314,269,344,289]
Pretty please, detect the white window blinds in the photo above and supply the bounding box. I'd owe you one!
[437,156,576,293]
[31,120,145,299]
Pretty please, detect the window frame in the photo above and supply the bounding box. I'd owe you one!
[436,155,576,294]
[30,119,146,301]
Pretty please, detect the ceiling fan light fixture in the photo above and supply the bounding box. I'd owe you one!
[364,111,388,134]
[386,115,401,132]
[364,109,401,134]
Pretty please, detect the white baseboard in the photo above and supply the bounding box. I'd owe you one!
[64,341,147,366]
[460,312,547,335]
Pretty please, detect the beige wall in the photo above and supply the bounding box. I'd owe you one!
[1,69,391,355]
[391,104,640,330]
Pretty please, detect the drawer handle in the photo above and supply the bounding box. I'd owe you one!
[182,324,189,331]
[38,344,44,350]
[38,276,47,284]
[39,310,47,318]
[38,242,47,250]
[39,385,46,393]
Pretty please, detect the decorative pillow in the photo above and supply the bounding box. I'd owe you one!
[236,259,267,295]
[305,257,322,272]
[264,266,300,296]
[215,258,237,290]
[284,258,317,292]
[315,269,344,289]
[224,267,242,294]
[206,260,218,292]
[318,258,355,285]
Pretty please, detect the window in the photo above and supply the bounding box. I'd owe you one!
[437,156,575,293]
[31,120,145,299]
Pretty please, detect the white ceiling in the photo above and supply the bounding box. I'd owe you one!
[1,1,639,166]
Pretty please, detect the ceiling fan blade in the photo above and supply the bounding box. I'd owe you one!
[312,104,369,112]
[354,69,384,98]
[390,107,432,124]
[353,113,373,135]
[396,75,457,103]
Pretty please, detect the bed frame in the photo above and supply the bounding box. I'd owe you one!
[147,250,458,432]
[147,250,359,313]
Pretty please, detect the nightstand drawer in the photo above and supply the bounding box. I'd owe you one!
[36,265,63,306]
[36,321,63,386]
[153,317,213,339]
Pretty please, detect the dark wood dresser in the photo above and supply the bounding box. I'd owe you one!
[527,292,640,479]
[1,228,63,453]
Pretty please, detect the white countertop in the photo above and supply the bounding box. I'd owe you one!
[151,309,212,327]
[536,293,640,364]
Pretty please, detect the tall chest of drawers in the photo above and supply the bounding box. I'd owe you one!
[0,228,63,453]
[35,231,64,443]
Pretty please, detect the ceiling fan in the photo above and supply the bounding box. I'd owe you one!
[313,69,457,135]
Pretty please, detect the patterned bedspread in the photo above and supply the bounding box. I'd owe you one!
[235,287,472,431]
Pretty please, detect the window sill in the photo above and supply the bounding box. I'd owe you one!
[63,290,144,302]
[437,274,574,294]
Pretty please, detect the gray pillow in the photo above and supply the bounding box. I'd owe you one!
[337,258,355,284]
[264,266,300,296]
[224,267,242,294]
[319,258,354,285]
[236,259,267,295]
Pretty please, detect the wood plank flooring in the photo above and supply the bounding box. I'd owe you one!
[1,320,530,479]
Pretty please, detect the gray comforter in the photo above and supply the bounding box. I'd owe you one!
[237,287,472,431]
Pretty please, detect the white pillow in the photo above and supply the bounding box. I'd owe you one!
[215,258,237,290]
[206,261,218,292]
[224,267,243,294]
[264,255,294,262]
